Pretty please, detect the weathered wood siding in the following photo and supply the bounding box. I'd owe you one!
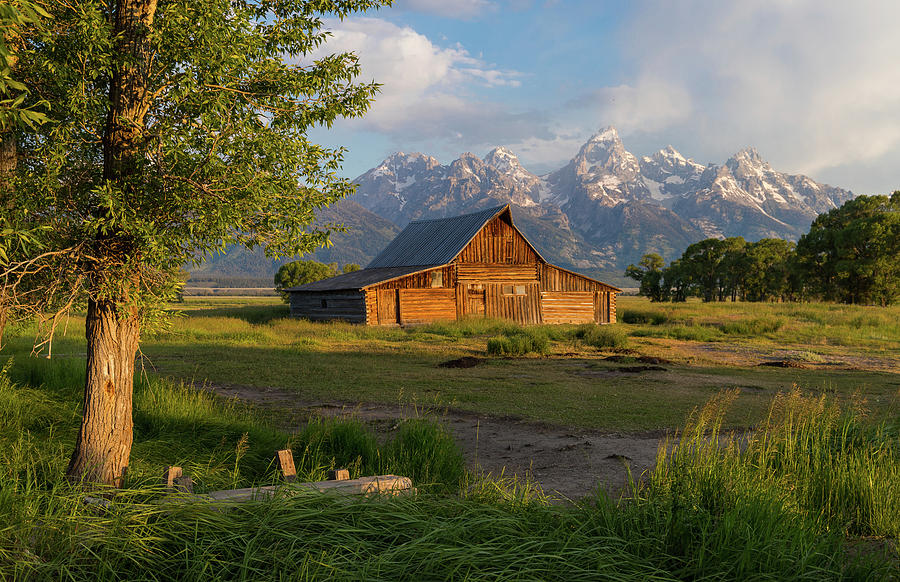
[364,290,377,325]
[376,289,400,325]
[540,264,618,293]
[374,266,455,290]
[456,264,538,282]
[290,291,366,323]
[398,289,456,325]
[483,282,542,324]
[541,291,595,324]
[456,217,539,264]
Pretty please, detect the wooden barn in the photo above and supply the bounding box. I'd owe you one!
[287,205,620,326]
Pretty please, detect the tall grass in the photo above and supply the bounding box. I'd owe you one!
[1,361,896,580]
[649,389,900,538]
[619,296,900,349]
[569,323,629,349]
[486,327,550,356]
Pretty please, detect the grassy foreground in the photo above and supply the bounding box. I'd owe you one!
[1,360,898,579]
[1,297,898,578]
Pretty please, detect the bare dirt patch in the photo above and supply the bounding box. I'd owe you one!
[438,356,484,369]
[205,383,664,500]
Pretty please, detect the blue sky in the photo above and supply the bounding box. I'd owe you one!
[309,0,900,194]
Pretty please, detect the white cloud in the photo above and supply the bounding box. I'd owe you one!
[616,0,900,182]
[394,0,494,19]
[565,78,692,134]
[308,18,533,145]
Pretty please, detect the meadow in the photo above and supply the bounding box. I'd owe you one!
[1,296,898,579]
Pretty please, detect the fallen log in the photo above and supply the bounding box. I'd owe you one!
[179,475,413,504]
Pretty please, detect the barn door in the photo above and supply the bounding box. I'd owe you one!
[377,289,400,325]
[467,284,486,317]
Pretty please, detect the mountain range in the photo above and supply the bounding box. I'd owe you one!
[194,127,853,282]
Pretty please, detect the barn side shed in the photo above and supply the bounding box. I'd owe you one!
[287,205,620,326]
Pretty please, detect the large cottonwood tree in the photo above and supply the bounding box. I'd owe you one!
[7,0,388,486]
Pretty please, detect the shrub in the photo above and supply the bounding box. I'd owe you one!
[571,324,629,349]
[486,328,549,356]
[383,420,466,493]
[621,310,670,325]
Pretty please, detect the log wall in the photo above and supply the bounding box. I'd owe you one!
[398,289,456,325]
[364,290,377,325]
[540,264,617,293]
[456,264,538,282]
[541,291,595,324]
[289,291,366,323]
[375,266,455,290]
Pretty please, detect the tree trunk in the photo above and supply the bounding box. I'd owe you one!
[67,0,157,487]
[66,299,140,487]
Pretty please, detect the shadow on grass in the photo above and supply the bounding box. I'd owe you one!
[180,303,290,324]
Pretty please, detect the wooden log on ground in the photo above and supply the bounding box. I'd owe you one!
[198,475,413,503]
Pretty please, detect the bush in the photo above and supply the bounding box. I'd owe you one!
[621,309,670,325]
[383,420,466,493]
[571,324,629,349]
[486,328,549,356]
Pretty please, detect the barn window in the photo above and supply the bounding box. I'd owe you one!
[321,299,327,308]
[505,238,514,263]
[430,271,443,288]
[502,285,526,296]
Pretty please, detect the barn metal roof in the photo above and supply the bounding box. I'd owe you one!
[285,265,438,292]
[366,205,511,269]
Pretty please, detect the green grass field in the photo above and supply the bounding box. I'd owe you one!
[3,296,898,431]
[2,297,898,579]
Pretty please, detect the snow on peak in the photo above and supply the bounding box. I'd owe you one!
[659,145,686,162]
[589,126,620,144]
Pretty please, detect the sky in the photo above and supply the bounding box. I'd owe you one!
[307,0,900,195]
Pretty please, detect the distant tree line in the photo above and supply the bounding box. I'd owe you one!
[626,193,900,306]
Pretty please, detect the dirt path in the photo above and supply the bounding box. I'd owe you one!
[210,383,665,500]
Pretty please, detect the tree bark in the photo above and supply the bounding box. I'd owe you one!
[66,299,140,487]
[66,0,156,487]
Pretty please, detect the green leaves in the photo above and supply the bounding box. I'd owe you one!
[9,0,390,317]
[796,193,900,305]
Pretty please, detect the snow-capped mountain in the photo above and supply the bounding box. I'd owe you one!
[353,147,546,224]
[349,127,854,271]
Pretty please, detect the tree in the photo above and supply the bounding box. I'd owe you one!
[715,237,746,301]
[7,0,389,486]
[795,193,900,305]
[625,253,666,302]
[274,260,338,301]
[741,238,795,302]
[679,238,727,302]
[342,263,361,273]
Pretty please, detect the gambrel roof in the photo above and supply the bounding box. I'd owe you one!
[366,205,545,268]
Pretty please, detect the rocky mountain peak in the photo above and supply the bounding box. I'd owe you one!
[372,151,440,177]
[729,147,769,169]
[484,146,520,170]
[588,125,621,144]
[571,126,641,186]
